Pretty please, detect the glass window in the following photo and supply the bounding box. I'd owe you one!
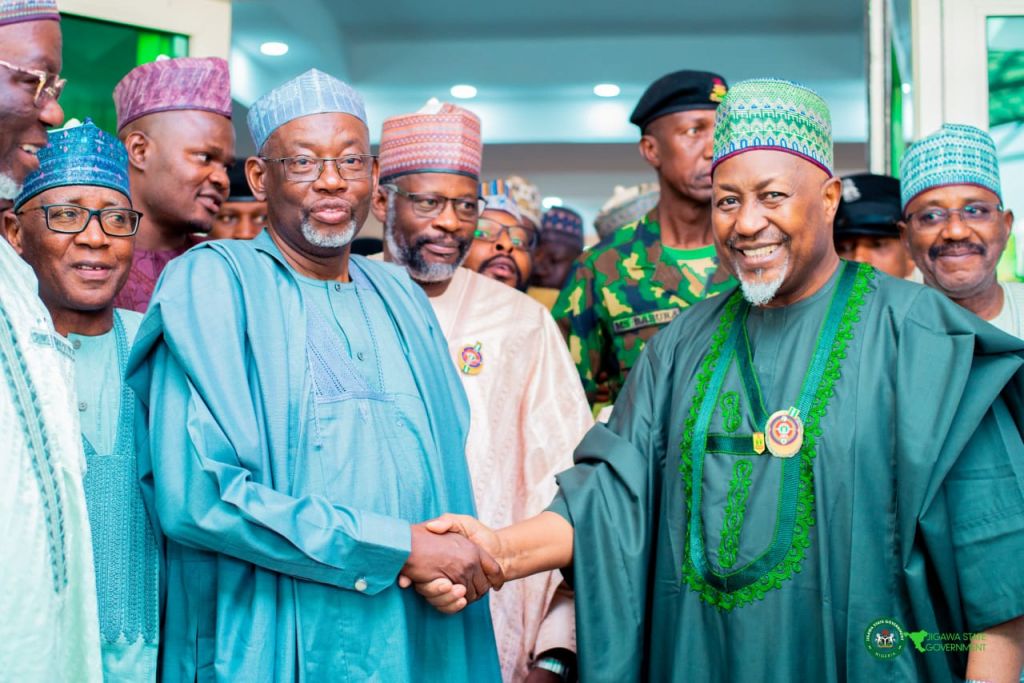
[58,15,189,135]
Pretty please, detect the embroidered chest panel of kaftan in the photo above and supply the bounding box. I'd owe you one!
[73,310,160,681]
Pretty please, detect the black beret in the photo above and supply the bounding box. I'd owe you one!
[228,162,255,202]
[834,173,902,239]
[630,70,728,132]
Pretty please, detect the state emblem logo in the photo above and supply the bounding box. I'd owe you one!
[864,617,907,660]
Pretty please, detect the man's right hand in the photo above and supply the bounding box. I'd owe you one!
[402,512,574,614]
[401,515,505,614]
[400,523,504,605]
[424,514,503,563]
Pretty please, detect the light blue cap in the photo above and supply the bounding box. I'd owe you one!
[246,68,367,151]
[899,123,1001,210]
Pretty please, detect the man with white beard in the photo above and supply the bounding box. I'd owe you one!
[412,79,1024,683]
[0,0,103,679]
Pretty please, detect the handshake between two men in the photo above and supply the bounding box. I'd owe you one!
[397,511,576,613]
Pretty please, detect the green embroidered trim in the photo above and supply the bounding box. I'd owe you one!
[718,459,754,569]
[678,263,874,610]
[719,391,742,433]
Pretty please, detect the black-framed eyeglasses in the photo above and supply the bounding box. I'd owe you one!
[905,201,1004,230]
[0,58,66,106]
[261,154,375,182]
[383,184,484,222]
[17,204,142,237]
[474,217,538,250]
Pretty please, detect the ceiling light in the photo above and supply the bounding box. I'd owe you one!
[593,83,621,98]
[542,196,563,209]
[260,41,289,57]
[450,84,477,99]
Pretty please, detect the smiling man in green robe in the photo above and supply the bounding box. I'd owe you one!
[416,79,1024,683]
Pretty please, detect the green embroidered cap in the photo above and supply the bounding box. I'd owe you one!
[712,78,833,177]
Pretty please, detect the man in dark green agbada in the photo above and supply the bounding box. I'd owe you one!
[416,79,1024,682]
[553,69,735,404]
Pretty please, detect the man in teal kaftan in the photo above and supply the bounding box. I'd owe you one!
[6,119,159,681]
[416,79,1024,683]
[127,69,502,682]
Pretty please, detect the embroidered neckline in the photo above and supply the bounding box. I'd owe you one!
[678,262,874,610]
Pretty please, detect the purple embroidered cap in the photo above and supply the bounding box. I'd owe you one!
[114,57,231,132]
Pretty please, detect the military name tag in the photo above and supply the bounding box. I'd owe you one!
[612,308,679,334]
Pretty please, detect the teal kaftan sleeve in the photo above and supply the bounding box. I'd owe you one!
[128,248,410,595]
[547,335,674,682]
[895,295,1024,647]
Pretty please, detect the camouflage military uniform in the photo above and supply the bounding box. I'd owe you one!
[553,213,735,403]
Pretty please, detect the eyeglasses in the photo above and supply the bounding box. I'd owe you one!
[906,202,1004,230]
[474,217,538,250]
[0,58,66,106]
[384,184,484,222]
[261,154,375,182]
[18,204,142,237]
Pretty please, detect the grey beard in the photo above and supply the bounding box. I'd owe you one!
[301,217,357,249]
[736,254,790,307]
[0,172,22,200]
[383,196,467,283]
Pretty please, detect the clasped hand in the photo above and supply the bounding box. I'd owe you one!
[399,515,501,614]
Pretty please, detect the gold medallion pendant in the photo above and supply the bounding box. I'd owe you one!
[764,407,803,458]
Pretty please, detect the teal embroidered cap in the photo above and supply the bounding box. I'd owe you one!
[712,78,833,176]
[14,118,130,211]
[899,123,1001,211]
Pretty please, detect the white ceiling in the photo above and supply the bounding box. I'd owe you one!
[229,0,868,147]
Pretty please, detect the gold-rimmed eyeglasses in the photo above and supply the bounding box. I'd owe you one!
[0,58,66,106]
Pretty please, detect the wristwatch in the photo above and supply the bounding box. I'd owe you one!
[534,656,570,682]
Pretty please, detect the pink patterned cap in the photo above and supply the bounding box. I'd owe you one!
[0,0,59,27]
[378,99,482,183]
[114,57,231,132]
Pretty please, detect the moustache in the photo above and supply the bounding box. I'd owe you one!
[928,242,986,260]
[302,198,356,219]
[413,233,471,252]
[726,233,791,251]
